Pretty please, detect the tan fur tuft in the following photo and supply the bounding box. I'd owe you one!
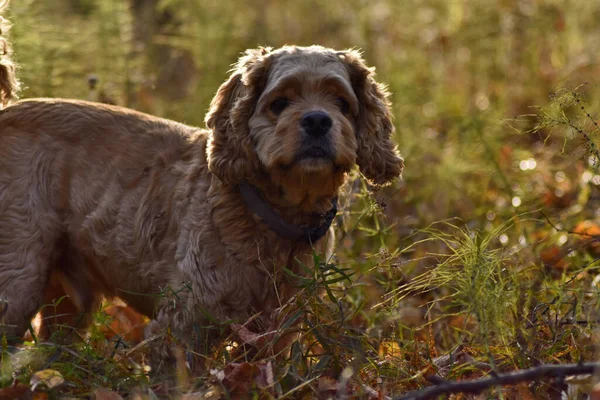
[0,0,19,108]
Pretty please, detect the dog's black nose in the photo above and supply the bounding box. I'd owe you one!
[300,111,332,137]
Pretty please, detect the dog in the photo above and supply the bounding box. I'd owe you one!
[0,18,403,364]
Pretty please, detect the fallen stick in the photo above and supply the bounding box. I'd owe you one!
[394,361,600,400]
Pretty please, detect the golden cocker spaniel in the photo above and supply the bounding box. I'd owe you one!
[0,43,403,358]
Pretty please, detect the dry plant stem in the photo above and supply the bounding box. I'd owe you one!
[393,362,600,400]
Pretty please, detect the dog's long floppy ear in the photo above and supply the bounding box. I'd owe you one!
[205,47,272,186]
[339,50,404,186]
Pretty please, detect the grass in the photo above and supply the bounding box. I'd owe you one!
[3,0,600,398]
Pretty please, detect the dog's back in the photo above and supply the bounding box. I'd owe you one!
[0,99,210,341]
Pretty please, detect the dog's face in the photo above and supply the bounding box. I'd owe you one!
[206,46,403,203]
[248,51,358,174]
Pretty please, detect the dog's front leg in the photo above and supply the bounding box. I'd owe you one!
[143,300,223,379]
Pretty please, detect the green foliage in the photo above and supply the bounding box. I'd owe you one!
[389,221,519,343]
[4,0,600,398]
[530,85,600,171]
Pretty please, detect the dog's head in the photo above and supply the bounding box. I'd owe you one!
[205,46,403,202]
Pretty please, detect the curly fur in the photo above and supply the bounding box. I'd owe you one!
[0,44,403,365]
[205,48,271,185]
[0,1,19,108]
[339,50,404,185]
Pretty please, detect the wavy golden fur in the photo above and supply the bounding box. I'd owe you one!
[0,31,403,366]
[0,0,19,107]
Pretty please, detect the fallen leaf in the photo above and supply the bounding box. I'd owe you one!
[127,387,160,400]
[0,383,31,400]
[508,382,536,400]
[378,341,402,358]
[589,382,600,400]
[231,324,269,348]
[540,245,568,270]
[573,221,600,236]
[101,304,146,343]
[92,388,124,400]
[221,361,275,395]
[574,221,600,256]
[317,376,338,397]
[30,369,64,391]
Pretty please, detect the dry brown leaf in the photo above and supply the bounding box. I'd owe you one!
[505,382,536,400]
[221,361,275,395]
[317,376,338,397]
[127,387,159,400]
[231,323,270,348]
[540,245,568,270]
[0,383,32,400]
[91,388,124,400]
[589,382,600,400]
[101,304,146,343]
[448,314,477,331]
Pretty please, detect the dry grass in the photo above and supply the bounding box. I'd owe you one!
[3,1,600,398]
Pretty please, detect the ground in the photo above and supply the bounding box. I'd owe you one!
[3,1,600,399]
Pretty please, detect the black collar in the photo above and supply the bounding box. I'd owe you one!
[239,181,337,243]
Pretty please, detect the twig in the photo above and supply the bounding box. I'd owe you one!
[541,211,600,241]
[559,319,599,326]
[565,255,600,284]
[539,212,600,282]
[393,362,600,400]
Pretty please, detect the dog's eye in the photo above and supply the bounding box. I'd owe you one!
[269,97,290,115]
[336,98,350,114]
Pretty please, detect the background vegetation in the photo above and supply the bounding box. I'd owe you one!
[3,0,600,398]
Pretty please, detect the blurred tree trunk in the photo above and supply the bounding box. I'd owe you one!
[129,0,197,114]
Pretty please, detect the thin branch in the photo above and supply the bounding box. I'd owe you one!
[559,318,599,326]
[565,255,600,284]
[393,362,600,400]
[541,211,600,238]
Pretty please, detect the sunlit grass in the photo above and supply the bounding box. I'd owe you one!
[3,0,600,398]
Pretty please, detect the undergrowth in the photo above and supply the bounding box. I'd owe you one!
[3,1,600,399]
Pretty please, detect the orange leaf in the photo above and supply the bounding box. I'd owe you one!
[540,245,568,270]
[573,221,600,236]
[101,305,146,343]
[573,221,600,256]
[379,341,402,358]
